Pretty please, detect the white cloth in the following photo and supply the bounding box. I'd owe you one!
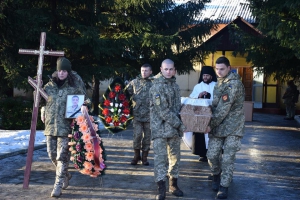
[189,81,216,99]
[182,132,193,150]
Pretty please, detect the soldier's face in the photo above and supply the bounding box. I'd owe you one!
[141,67,152,78]
[160,63,175,79]
[58,70,68,80]
[202,74,212,83]
[215,63,231,78]
[72,97,79,106]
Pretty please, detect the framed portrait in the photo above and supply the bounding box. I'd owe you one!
[65,95,85,118]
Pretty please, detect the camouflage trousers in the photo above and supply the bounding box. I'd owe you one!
[133,119,151,151]
[207,135,241,187]
[153,137,181,182]
[46,136,70,187]
[285,103,295,118]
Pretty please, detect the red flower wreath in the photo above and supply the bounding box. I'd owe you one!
[99,79,133,134]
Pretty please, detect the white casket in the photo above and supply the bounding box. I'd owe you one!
[180,97,212,133]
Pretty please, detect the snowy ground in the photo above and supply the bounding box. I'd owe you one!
[0,130,46,155]
[0,119,105,157]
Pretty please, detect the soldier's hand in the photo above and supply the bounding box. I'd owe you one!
[40,106,45,123]
[205,126,211,133]
[178,123,186,133]
[198,91,207,98]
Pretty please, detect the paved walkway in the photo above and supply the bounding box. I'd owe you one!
[0,113,300,200]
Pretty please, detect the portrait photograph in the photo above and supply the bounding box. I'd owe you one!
[65,94,85,118]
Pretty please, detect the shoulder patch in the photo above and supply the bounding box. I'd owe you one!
[222,93,230,103]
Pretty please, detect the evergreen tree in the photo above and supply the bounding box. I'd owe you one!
[0,0,216,114]
[230,0,300,82]
[250,0,300,58]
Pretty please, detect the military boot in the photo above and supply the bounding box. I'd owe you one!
[142,150,149,166]
[50,177,63,197]
[169,177,183,197]
[131,149,141,165]
[62,171,72,190]
[156,180,166,200]
[217,185,228,199]
[212,173,221,191]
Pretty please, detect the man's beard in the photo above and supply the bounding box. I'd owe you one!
[203,78,212,84]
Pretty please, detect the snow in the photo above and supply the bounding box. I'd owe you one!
[0,119,105,156]
[0,130,46,154]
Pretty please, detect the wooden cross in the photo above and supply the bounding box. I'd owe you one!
[19,32,64,189]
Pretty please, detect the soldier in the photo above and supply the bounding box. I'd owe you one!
[205,56,245,199]
[41,57,85,197]
[149,59,186,200]
[282,80,298,120]
[126,63,153,165]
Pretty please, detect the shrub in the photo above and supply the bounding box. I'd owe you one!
[0,97,44,130]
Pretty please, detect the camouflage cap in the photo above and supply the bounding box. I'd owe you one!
[57,57,72,72]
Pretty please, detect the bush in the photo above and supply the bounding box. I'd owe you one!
[0,97,44,130]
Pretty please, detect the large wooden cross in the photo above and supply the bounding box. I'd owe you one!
[19,32,64,189]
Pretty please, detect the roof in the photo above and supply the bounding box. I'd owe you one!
[203,16,262,51]
[175,0,256,24]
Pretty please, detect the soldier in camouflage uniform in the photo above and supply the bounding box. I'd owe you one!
[126,63,153,166]
[149,59,186,200]
[282,80,298,120]
[41,57,85,197]
[205,56,245,199]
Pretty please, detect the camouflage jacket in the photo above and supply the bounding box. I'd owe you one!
[43,79,84,137]
[282,85,298,104]
[126,74,153,122]
[149,73,185,139]
[209,72,245,137]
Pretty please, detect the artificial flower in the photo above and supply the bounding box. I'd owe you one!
[109,91,116,99]
[115,84,121,92]
[122,100,129,107]
[81,133,92,143]
[80,124,89,134]
[85,152,94,161]
[73,131,81,141]
[123,108,130,115]
[103,99,111,107]
[102,108,110,116]
[99,78,133,134]
[113,121,120,126]
[105,116,112,123]
[84,142,94,152]
[76,115,85,125]
[69,112,106,178]
[75,144,82,152]
[118,94,126,101]
[113,115,119,121]
[120,115,127,123]
[83,161,93,170]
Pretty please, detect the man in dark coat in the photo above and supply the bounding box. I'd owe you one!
[189,66,217,162]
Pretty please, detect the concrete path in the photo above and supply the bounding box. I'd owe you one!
[0,113,300,200]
